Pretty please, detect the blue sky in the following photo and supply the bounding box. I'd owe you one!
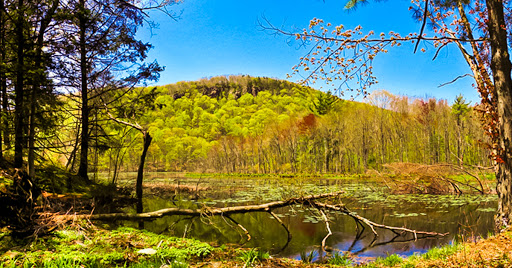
[138,0,480,104]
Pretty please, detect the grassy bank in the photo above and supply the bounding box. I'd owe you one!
[0,224,305,268]
[1,225,218,267]
[1,224,511,267]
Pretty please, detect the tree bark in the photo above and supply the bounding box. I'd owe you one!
[486,0,512,230]
[60,192,345,220]
[27,0,59,178]
[27,89,35,177]
[0,0,4,159]
[77,0,89,181]
[14,0,25,169]
[136,131,152,213]
[104,107,152,213]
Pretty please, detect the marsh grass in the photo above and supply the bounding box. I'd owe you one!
[237,248,269,267]
[362,254,403,267]
[300,249,316,264]
[328,251,352,266]
[421,241,462,260]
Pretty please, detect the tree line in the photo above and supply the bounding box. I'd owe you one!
[86,75,490,176]
[208,90,490,174]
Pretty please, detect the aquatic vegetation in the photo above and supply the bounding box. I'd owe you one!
[122,174,497,262]
[300,249,316,264]
[328,251,352,266]
[237,248,269,267]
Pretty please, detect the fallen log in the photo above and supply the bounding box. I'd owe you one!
[56,191,343,221]
[55,190,447,245]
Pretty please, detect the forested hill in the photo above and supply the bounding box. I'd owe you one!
[91,75,490,176]
[96,75,317,174]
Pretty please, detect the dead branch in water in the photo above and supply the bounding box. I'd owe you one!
[311,202,448,238]
[319,209,332,252]
[56,192,343,220]
[55,191,447,246]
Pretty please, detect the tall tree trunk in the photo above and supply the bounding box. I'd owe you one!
[1,58,7,153]
[0,0,4,159]
[486,0,512,230]
[444,130,449,163]
[27,88,35,176]
[456,117,462,165]
[136,131,152,213]
[77,0,89,180]
[14,0,25,169]
[28,39,41,178]
[65,119,81,170]
[362,123,368,170]
[27,0,58,177]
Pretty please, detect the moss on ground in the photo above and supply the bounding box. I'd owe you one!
[0,225,215,267]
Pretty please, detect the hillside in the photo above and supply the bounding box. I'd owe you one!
[94,75,318,174]
[84,75,490,176]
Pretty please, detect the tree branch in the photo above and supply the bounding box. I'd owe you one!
[56,192,345,220]
[414,0,430,53]
[225,215,251,243]
[312,202,448,238]
[319,209,332,252]
[438,74,474,87]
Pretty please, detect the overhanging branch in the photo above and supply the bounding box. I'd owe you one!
[438,74,474,87]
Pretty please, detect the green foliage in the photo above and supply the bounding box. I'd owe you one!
[397,241,464,267]
[300,249,316,264]
[421,241,462,260]
[451,94,471,118]
[364,254,403,267]
[60,76,490,176]
[312,91,338,115]
[93,75,314,173]
[381,254,403,266]
[0,227,213,267]
[328,251,352,266]
[238,248,269,266]
[170,260,189,268]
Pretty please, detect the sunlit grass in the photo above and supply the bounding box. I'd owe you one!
[237,248,269,267]
[421,241,463,260]
[0,226,213,267]
[328,251,352,266]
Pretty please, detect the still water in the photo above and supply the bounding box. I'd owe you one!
[109,174,497,260]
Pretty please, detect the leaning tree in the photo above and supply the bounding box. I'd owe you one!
[263,0,512,230]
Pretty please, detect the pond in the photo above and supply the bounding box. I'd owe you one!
[103,173,497,262]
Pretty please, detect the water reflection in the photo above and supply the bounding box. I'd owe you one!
[111,175,497,259]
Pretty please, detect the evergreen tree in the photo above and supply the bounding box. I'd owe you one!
[54,0,164,180]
